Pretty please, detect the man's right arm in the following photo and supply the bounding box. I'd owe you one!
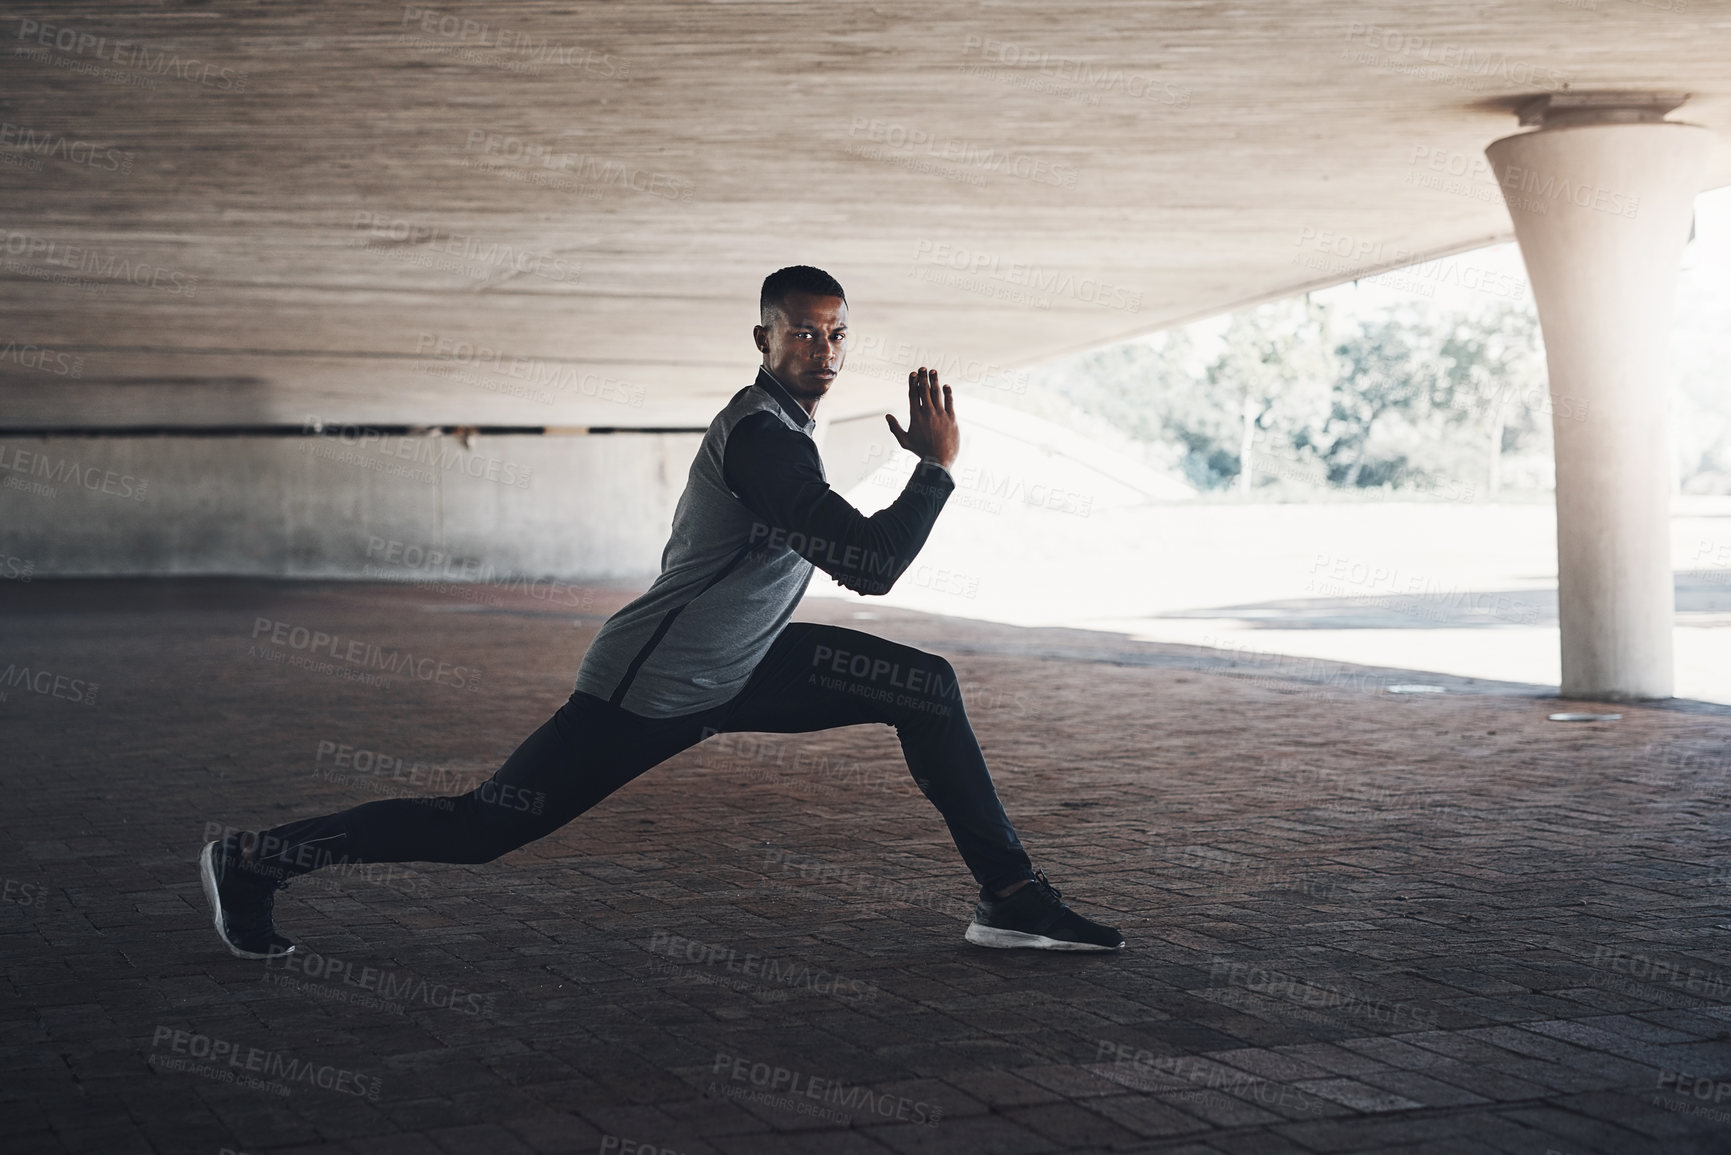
[723,412,954,596]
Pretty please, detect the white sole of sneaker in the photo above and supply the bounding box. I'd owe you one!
[199,840,293,960]
[964,922,1123,951]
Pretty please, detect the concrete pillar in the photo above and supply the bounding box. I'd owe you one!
[1485,94,1710,700]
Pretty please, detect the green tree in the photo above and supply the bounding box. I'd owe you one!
[1021,287,1559,499]
[1434,301,1549,496]
[1205,298,1335,492]
[1038,327,1244,489]
[1324,308,1443,487]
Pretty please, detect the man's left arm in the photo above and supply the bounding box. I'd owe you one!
[724,413,954,596]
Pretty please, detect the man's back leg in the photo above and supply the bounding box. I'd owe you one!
[202,691,710,957]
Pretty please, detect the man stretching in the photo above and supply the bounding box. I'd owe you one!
[201,265,1124,959]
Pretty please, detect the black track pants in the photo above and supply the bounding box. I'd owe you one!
[249,623,1036,893]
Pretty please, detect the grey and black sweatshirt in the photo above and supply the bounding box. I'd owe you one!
[574,367,955,717]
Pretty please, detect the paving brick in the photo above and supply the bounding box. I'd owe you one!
[1076,1091,1210,1139]
[940,1069,1066,1110]
[1267,1043,1391,1079]
[1354,1067,1492,1109]
[1291,1077,1421,1113]
[4,579,1731,1154]
[866,1114,1057,1155]
[1202,1131,1318,1155]
[1001,1100,1145,1147]
[1213,1046,1339,1083]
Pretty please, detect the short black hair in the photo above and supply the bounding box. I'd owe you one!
[760,265,846,321]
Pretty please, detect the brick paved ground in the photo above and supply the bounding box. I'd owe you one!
[2,578,1729,1155]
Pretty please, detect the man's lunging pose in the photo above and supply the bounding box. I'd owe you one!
[201,265,1123,960]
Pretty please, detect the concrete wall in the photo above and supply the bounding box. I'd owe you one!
[0,431,700,580]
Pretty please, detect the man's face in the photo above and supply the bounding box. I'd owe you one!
[754,291,847,409]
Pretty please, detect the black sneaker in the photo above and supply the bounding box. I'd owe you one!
[199,836,297,959]
[964,870,1124,951]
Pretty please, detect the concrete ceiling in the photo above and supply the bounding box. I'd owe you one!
[2,0,1729,430]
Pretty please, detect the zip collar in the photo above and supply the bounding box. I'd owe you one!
[754,366,818,434]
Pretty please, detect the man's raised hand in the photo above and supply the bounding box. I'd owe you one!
[885,367,959,471]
